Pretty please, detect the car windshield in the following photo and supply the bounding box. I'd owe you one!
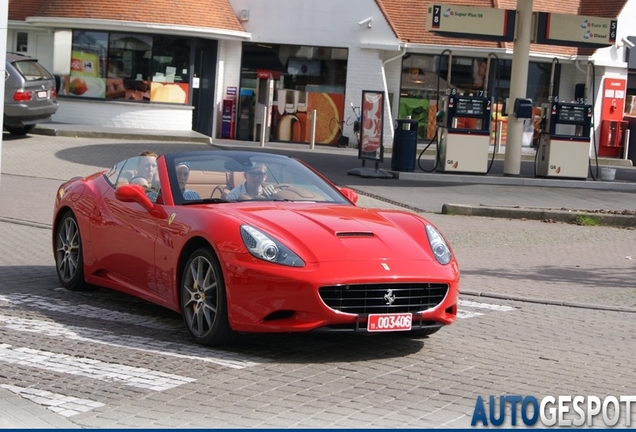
[164,151,349,205]
[11,59,54,82]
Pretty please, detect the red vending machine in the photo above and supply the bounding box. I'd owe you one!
[598,78,628,157]
[221,87,237,139]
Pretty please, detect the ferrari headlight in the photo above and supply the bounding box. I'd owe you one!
[425,224,452,265]
[240,225,305,267]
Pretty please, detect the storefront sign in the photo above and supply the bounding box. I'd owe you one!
[358,90,385,162]
[426,4,516,42]
[535,12,617,47]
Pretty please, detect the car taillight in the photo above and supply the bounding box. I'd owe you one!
[51,88,57,99]
[13,89,33,102]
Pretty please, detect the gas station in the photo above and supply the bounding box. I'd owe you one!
[425,1,622,180]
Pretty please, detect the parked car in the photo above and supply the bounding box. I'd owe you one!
[4,53,58,135]
[52,150,460,346]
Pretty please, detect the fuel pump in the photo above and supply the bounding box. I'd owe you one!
[436,89,493,173]
[535,58,592,179]
[535,101,592,179]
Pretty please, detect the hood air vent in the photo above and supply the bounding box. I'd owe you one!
[336,231,374,238]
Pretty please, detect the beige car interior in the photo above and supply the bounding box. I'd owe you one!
[185,170,244,199]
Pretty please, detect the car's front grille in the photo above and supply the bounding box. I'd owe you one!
[318,283,449,314]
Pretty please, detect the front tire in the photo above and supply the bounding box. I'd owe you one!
[5,124,36,135]
[181,247,235,346]
[54,211,88,291]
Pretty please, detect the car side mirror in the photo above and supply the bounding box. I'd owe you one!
[339,187,359,204]
[115,184,166,217]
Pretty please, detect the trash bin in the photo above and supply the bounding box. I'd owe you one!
[391,119,418,172]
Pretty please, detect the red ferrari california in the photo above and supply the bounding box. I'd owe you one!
[53,151,459,346]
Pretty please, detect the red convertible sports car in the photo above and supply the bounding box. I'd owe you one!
[53,150,459,346]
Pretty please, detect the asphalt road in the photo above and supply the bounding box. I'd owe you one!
[0,131,635,428]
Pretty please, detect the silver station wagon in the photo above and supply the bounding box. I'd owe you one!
[4,53,59,136]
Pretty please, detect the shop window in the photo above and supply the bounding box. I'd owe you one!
[63,31,109,97]
[16,32,28,53]
[239,43,349,144]
[150,36,191,83]
[109,33,153,81]
[63,30,191,105]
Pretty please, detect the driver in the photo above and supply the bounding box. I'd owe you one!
[225,163,276,201]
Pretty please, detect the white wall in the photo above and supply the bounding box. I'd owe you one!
[214,39,243,139]
[53,99,193,131]
[593,0,636,65]
[230,0,397,47]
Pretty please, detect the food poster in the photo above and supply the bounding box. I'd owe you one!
[398,98,429,140]
[274,91,344,145]
[150,82,189,104]
[67,31,108,98]
[64,74,106,98]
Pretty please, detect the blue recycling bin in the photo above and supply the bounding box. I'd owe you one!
[391,119,418,172]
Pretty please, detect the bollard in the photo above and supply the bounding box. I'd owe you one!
[309,109,316,150]
[260,108,267,147]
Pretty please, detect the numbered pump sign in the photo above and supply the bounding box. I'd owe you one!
[358,90,385,162]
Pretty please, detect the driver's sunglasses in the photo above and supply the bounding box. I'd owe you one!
[248,171,266,177]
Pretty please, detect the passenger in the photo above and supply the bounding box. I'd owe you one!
[131,151,158,184]
[127,151,159,202]
[225,163,276,201]
[175,162,201,200]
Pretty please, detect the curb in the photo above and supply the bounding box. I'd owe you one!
[33,125,213,144]
[461,290,636,313]
[441,203,636,228]
[0,217,52,230]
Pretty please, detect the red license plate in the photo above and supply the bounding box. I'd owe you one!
[367,313,412,332]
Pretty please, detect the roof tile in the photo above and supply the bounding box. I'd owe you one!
[9,0,245,33]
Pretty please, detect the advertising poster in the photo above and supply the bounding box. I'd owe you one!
[62,75,106,98]
[273,91,344,145]
[65,31,109,99]
[358,90,385,161]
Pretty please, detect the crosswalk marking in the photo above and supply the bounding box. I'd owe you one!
[0,293,180,330]
[0,344,195,391]
[1,384,105,417]
[0,314,265,369]
[457,299,516,319]
[459,299,516,312]
[456,310,484,319]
